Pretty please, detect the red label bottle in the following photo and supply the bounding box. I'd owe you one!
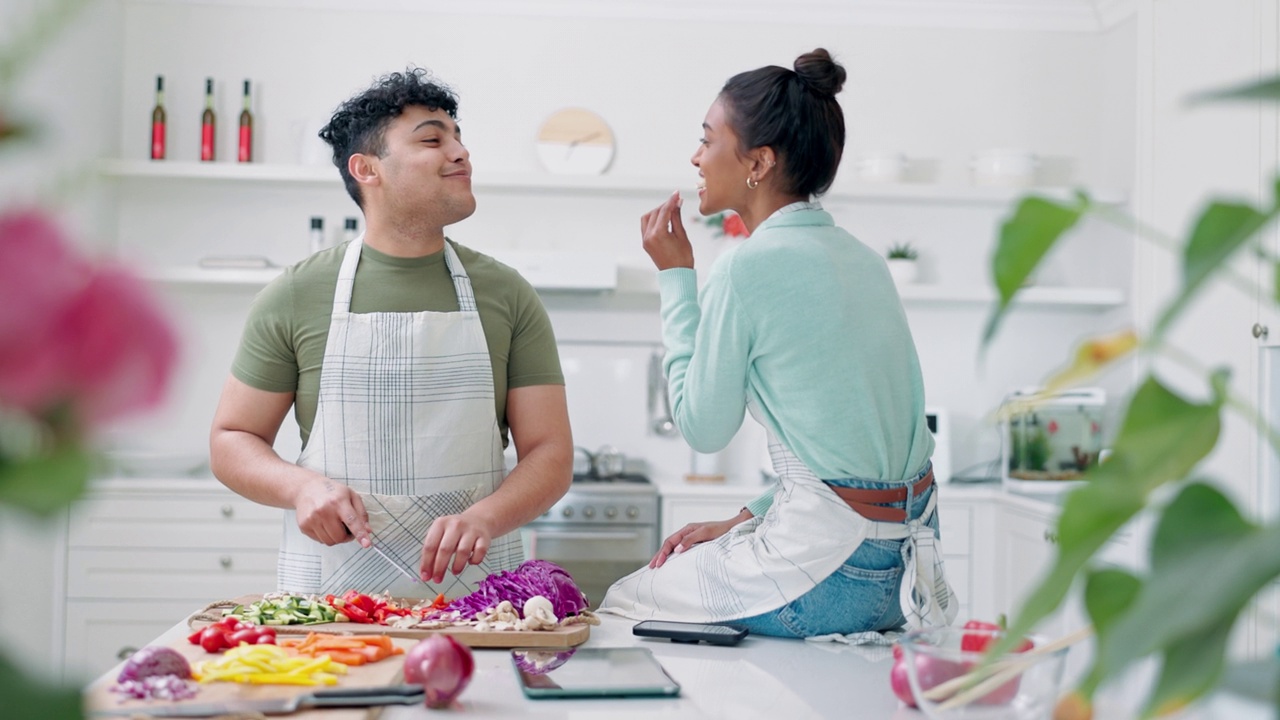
[150,75,165,160]
[238,80,253,163]
[200,77,215,162]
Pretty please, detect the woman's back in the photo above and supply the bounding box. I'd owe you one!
[709,207,934,482]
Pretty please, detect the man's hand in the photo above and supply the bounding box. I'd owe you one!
[649,508,753,569]
[419,513,495,583]
[641,191,694,271]
[292,474,372,548]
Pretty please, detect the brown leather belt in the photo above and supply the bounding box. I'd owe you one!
[826,469,935,523]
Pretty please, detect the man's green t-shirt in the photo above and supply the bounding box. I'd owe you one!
[232,240,564,449]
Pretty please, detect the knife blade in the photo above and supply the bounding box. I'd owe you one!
[369,541,422,584]
[90,684,425,717]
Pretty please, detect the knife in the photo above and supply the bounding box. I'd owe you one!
[90,684,425,717]
[369,541,422,584]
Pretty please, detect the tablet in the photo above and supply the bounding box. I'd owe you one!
[512,647,681,699]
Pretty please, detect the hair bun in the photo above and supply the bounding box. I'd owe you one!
[793,48,846,96]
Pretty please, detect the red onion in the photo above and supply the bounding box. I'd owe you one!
[116,646,191,683]
[111,674,198,701]
[403,635,474,709]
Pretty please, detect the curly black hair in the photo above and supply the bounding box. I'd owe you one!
[720,48,847,198]
[318,67,460,208]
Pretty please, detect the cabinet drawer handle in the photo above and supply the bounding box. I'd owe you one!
[1043,529,1059,544]
[221,505,234,518]
[219,555,233,569]
[117,646,138,660]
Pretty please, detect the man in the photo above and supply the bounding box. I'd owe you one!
[210,68,573,599]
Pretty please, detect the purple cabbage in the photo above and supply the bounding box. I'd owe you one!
[440,560,589,620]
[512,648,577,675]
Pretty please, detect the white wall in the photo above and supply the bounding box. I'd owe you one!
[107,1,1138,485]
[2,0,1141,667]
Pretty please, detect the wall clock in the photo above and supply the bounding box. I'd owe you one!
[536,108,615,175]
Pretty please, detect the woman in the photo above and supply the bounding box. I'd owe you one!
[598,49,956,638]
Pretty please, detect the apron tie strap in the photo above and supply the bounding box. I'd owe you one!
[897,490,958,630]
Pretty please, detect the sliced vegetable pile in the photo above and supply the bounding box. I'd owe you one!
[278,633,404,666]
[324,590,415,625]
[221,594,344,625]
[187,616,276,653]
[432,560,589,621]
[192,644,348,686]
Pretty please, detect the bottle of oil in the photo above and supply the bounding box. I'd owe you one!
[238,80,252,163]
[200,77,216,162]
[150,76,166,160]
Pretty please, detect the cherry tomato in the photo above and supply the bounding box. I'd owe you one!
[199,627,228,653]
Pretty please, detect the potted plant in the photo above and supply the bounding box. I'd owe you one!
[983,75,1280,719]
[885,241,919,285]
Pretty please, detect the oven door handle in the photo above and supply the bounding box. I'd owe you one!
[526,530,642,542]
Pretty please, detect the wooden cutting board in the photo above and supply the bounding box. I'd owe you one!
[190,595,591,649]
[83,635,411,720]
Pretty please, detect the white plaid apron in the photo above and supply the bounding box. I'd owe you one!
[276,237,523,598]
[600,401,957,631]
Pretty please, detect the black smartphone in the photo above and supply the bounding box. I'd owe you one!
[632,620,748,646]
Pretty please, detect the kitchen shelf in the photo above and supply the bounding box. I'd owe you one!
[99,159,1127,205]
[897,284,1125,310]
[142,263,1121,308]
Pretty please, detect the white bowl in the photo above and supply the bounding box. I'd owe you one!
[971,150,1039,187]
[854,152,909,183]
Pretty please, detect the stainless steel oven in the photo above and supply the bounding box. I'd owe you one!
[522,478,659,609]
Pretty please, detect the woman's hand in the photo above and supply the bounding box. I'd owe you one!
[641,191,694,271]
[649,508,753,569]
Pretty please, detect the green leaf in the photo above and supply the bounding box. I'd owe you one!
[1143,617,1234,719]
[1095,489,1280,700]
[1103,376,1223,494]
[982,194,1088,346]
[1149,481,1252,571]
[1187,75,1280,105]
[1001,378,1222,654]
[1153,201,1272,339]
[0,446,92,516]
[1077,567,1142,696]
[0,650,83,720]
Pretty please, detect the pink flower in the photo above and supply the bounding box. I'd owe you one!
[0,209,178,425]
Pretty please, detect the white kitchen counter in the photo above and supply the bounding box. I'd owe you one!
[88,613,1270,720]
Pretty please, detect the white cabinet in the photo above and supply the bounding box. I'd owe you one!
[995,493,1144,685]
[61,479,282,678]
[937,487,1000,624]
[659,486,762,540]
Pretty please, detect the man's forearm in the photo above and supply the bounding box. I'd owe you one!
[210,429,314,510]
[464,441,572,537]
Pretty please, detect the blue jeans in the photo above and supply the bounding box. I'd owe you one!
[726,465,939,639]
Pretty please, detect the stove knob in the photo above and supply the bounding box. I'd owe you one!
[562,506,574,518]
[604,506,618,519]
[626,506,639,519]
[582,506,596,519]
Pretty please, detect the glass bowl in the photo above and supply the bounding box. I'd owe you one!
[898,626,1068,720]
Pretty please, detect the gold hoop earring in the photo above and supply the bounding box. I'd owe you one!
[746,176,759,190]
